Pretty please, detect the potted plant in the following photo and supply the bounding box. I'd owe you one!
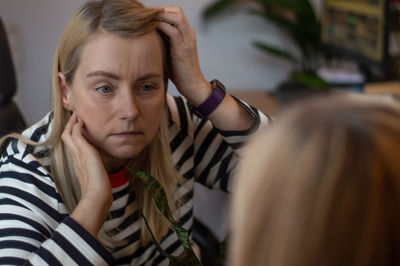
[203,0,331,101]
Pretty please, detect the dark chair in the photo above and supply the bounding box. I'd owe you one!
[0,17,26,137]
[192,217,223,266]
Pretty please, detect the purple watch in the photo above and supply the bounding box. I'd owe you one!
[189,79,226,119]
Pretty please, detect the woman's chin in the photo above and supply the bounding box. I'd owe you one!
[98,144,144,161]
[109,148,142,160]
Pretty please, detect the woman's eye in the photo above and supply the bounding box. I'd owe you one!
[96,86,112,94]
[141,84,155,92]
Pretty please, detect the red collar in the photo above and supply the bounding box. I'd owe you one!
[109,167,129,188]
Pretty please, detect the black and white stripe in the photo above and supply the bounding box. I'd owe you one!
[0,94,270,265]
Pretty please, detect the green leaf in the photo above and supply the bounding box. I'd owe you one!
[130,169,175,223]
[203,0,329,72]
[289,71,330,90]
[250,0,321,62]
[142,215,201,266]
[256,0,317,23]
[256,0,304,14]
[253,41,299,64]
[141,215,170,259]
[128,168,202,266]
[202,0,236,20]
[250,7,312,57]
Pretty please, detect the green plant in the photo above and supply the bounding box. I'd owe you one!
[203,0,330,90]
[128,168,202,266]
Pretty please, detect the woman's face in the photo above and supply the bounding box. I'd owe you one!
[60,31,166,170]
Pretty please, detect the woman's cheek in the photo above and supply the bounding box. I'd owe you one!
[78,117,101,143]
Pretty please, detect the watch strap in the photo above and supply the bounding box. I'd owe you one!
[190,79,226,119]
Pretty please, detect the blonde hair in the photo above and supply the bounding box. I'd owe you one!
[1,0,179,247]
[230,94,400,266]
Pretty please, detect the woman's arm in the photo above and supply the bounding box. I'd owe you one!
[156,6,255,131]
[156,6,271,191]
[167,94,270,192]
[0,138,113,265]
[61,113,113,238]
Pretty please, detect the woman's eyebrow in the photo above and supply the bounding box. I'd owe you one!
[136,73,162,82]
[86,71,120,80]
[86,71,162,81]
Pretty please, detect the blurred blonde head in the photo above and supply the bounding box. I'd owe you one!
[230,94,400,266]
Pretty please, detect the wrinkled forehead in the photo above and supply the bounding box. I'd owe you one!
[75,30,166,80]
[86,28,165,55]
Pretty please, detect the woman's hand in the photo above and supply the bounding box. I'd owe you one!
[61,113,112,237]
[156,6,254,131]
[156,6,212,106]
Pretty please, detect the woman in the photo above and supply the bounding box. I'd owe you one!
[230,94,400,266]
[0,0,269,265]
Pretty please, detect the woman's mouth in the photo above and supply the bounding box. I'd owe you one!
[111,131,143,138]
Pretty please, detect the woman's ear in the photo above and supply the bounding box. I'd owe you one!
[58,72,73,111]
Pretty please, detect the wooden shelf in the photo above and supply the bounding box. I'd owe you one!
[364,81,400,96]
[231,81,400,116]
[230,90,277,116]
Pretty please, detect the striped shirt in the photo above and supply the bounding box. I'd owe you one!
[0,94,270,265]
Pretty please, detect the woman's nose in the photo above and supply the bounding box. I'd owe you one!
[119,91,139,120]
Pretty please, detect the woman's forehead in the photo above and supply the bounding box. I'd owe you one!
[76,31,164,80]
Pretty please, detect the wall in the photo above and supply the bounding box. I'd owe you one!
[0,0,319,125]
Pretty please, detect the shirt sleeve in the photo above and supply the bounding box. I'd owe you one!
[0,147,114,265]
[169,95,272,192]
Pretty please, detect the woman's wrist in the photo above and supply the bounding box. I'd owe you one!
[189,79,226,119]
[71,195,112,238]
[183,80,213,106]
[208,95,254,131]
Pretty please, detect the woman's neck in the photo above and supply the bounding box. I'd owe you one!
[101,154,129,175]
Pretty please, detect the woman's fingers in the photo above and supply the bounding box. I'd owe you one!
[64,112,77,135]
[156,13,188,37]
[71,118,85,145]
[157,21,182,45]
[155,6,181,14]
[62,113,90,157]
[61,113,78,152]
[153,5,207,100]
[155,6,191,42]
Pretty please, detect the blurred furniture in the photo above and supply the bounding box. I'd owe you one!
[192,217,221,265]
[231,81,400,116]
[231,90,277,116]
[0,17,26,137]
[365,81,400,96]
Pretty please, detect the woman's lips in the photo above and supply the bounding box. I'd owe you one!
[114,131,142,135]
[111,131,143,138]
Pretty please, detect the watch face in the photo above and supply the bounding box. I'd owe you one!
[212,79,226,92]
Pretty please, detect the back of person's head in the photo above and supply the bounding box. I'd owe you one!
[230,93,400,266]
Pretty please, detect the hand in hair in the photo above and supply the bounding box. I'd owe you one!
[155,6,211,106]
[61,112,113,238]
[155,6,254,131]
